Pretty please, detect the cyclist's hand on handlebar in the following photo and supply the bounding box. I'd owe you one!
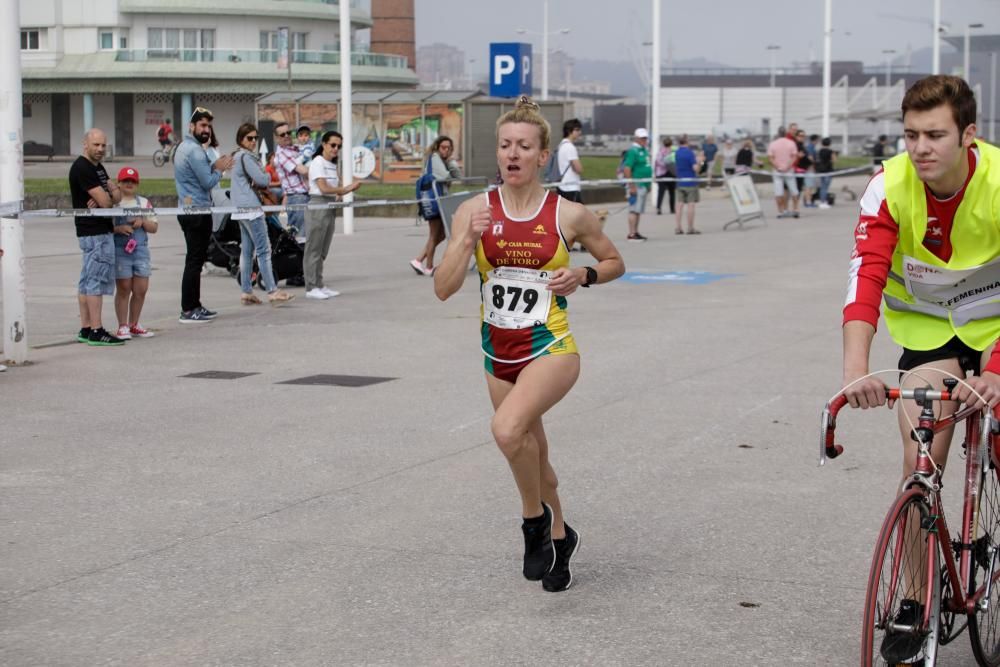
[953,371,1000,409]
[843,372,893,409]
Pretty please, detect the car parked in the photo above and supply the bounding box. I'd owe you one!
[23,140,54,160]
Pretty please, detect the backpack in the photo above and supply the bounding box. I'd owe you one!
[543,140,570,184]
[415,157,440,220]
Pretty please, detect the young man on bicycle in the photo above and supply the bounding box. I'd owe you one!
[842,74,1000,662]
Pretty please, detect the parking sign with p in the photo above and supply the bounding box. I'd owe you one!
[489,43,532,98]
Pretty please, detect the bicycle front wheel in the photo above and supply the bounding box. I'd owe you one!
[862,488,941,666]
[970,453,1000,666]
[153,151,166,168]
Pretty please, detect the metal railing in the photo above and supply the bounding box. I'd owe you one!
[115,48,407,68]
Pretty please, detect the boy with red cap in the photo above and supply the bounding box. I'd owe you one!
[112,166,158,339]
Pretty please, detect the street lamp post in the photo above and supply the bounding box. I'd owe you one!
[822,0,832,138]
[964,22,984,81]
[882,49,896,136]
[932,0,941,74]
[516,6,570,102]
[767,44,780,88]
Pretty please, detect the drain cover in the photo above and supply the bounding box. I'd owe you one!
[181,371,260,380]
[278,374,396,387]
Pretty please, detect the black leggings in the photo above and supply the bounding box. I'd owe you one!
[656,177,675,213]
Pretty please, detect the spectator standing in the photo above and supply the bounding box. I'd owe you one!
[816,137,836,208]
[735,138,759,175]
[157,118,173,148]
[306,130,362,300]
[654,137,676,215]
[112,167,157,339]
[872,133,890,168]
[673,134,702,235]
[795,130,816,207]
[555,118,584,204]
[720,138,738,177]
[230,123,295,306]
[410,136,461,275]
[623,127,652,241]
[701,134,719,188]
[273,122,311,239]
[173,106,234,323]
[767,131,800,218]
[69,128,125,345]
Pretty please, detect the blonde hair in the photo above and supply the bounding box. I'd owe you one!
[496,96,551,150]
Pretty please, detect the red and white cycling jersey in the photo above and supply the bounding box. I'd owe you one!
[843,146,1000,374]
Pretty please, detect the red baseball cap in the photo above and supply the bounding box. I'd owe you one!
[117,167,140,183]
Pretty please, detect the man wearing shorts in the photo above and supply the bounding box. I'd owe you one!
[767,130,800,218]
[622,127,652,241]
[841,75,1000,664]
[68,128,125,346]
[673,135,701,235]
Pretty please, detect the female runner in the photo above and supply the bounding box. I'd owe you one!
[434,97,624,592]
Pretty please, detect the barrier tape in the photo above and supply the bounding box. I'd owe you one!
[1,166,873,219]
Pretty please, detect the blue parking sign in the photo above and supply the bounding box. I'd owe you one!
[489,43,532,98]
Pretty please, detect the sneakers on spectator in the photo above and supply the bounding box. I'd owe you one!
[792,211,800,218]
[880,599,925,663]
[320,287,341,298]
[116,324,133,340]
[627,233,648,242]
[179,309,213,323]
[819,202,831,209]
[521,502,556,581]
[129,323,155,338]
[196,307,218,320]
[87,327,126,346]
[305,288,330,300]
[543,523,580,592]
[0,364,6,372]
[76,327,92,343]
[409,259,425,275]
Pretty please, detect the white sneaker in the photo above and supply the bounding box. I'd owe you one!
[116,324,133,340]
[305,288,330,300]
[0,364,6,372]
[320,287,341,297]
[818,202,831,209]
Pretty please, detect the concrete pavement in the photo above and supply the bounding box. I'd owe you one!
[0,181,981,665]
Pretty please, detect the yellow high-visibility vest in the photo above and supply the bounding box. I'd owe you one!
[882,141,1000,351]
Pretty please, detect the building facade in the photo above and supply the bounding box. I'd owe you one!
[19,0,418,157]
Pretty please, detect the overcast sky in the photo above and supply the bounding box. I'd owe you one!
[414,0,998,74]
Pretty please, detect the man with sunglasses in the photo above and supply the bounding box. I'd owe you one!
[173,107,234,323]
[274,122,311,242]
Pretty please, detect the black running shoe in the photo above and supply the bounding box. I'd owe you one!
[880,599,925,663]
[87,327,125,346]
[521,503,555,581]
[196,306,218,320]
[76,327,92,343]
[543,523,580,592]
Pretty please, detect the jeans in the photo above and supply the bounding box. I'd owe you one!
[819,175,833,203]
[178,214,212,312]
[78,233,115,296]
[304,207,336,290]
[238,216,277,293]
[286,192,310,237]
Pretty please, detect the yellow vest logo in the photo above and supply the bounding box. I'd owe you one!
[496,239,507,248]
[533,224,546,235]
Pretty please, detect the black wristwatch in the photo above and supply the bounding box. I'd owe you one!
[581,266,598,288]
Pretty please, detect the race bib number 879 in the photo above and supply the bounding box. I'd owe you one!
[482,266,552,330]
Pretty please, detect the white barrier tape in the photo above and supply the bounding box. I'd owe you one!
[8,166,873,218]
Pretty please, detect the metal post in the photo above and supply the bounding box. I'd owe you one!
[651,0,660,155]
[932,0,941,75]
[83,93,94,133]
[181,94,192,128]
[1,0,27,364]
[821,0,832,138]
[991,52,997,142]
[339,0,354,235]
[542,0,549,101]
[964,25,971,81]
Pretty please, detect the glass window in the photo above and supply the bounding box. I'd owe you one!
[20,30,40,50]
[100,31,114,50]
[165,29,179,50]
[148,28,163,50]
[119,35,128,49]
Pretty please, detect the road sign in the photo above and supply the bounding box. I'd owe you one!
[489,43,532,98]
[351,146,375,179]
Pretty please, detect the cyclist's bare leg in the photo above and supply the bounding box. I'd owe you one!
[896,357,963,606]
[485,354,579,526]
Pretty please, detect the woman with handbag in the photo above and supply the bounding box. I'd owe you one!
[231,122,294,306]
[410,136,461,277]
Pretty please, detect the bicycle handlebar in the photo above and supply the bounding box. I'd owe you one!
[819,387,957,465]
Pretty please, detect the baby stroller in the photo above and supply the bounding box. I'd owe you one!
[206,215,242,276]
[207,214,305,289]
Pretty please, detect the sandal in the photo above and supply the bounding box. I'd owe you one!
[675,228,685,235]
[241,293,262,305]
[686,229,701,235]
[268,290,295,306]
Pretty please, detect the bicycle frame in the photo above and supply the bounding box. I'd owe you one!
[822,387,1000,647]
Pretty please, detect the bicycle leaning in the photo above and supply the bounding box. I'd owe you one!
[822,376,1000,666]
